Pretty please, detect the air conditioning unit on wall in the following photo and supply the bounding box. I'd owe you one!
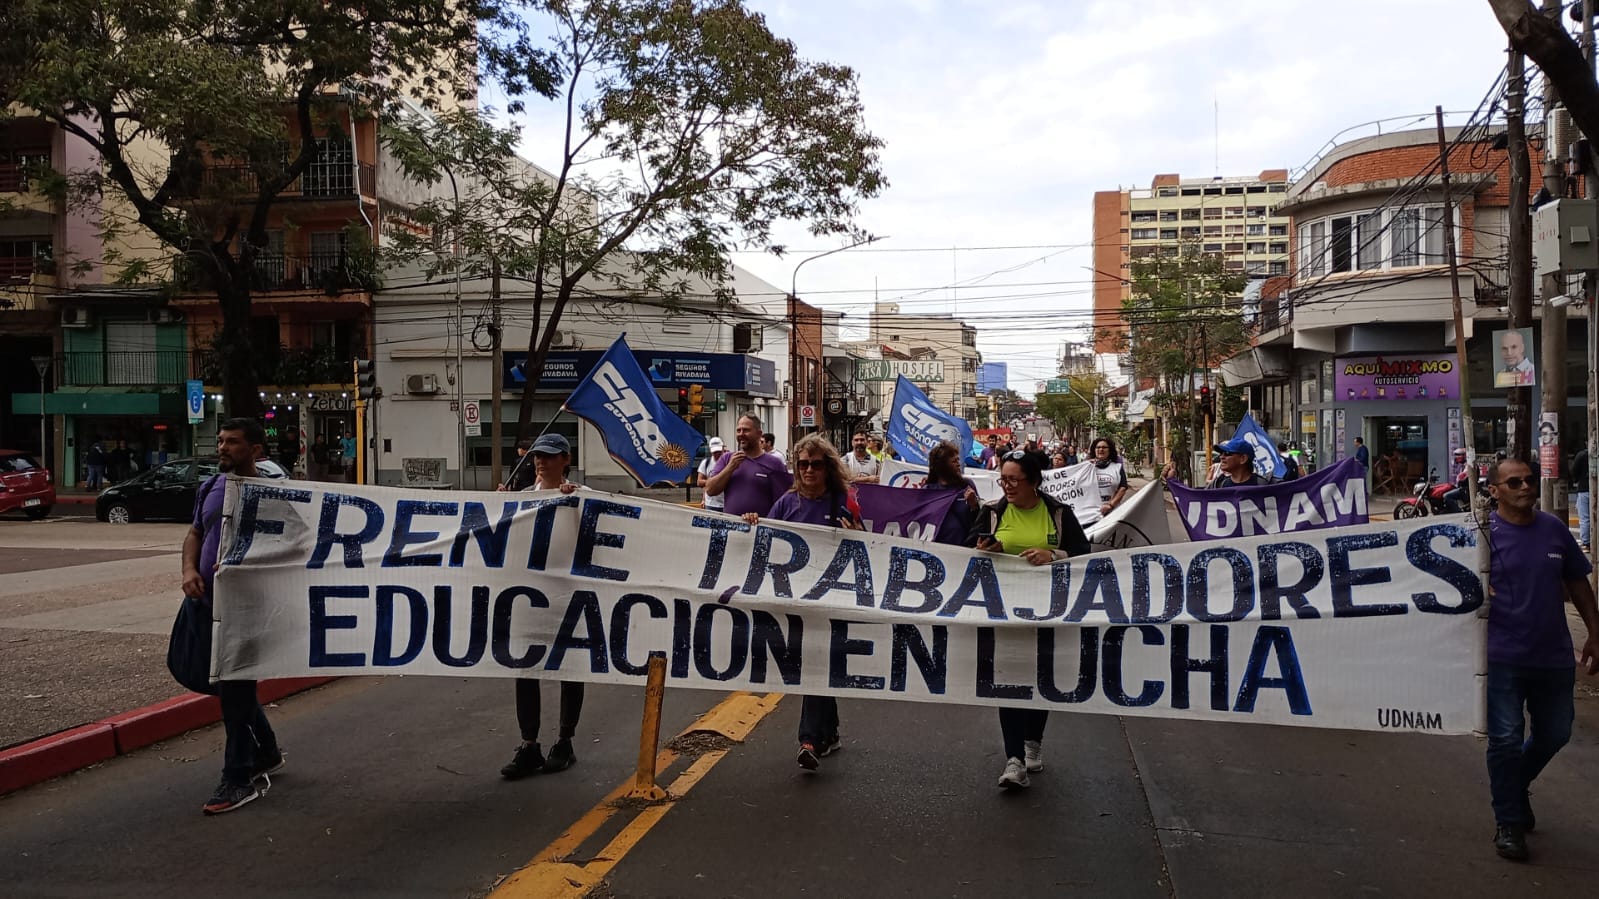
[61,308,92,328]
[148,308,184,324]
[406,373,440,395]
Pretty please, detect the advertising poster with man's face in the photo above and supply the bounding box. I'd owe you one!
[1493,327,1536,388]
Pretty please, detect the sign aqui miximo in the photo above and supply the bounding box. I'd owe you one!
[1333,354,1458,401]
[857,359,945,382]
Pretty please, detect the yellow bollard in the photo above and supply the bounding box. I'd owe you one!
[628,653,669,801]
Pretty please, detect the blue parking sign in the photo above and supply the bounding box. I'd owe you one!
[187,380,205,424]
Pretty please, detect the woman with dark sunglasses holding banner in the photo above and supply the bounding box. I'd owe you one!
[969,449,1091,790]
[742,434,863,772]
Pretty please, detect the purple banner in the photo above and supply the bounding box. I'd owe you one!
[853,483,962,543]
[1333,354,1459,401]
[1168,458,1369,540]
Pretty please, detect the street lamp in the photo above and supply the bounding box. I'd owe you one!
[789,235,885,442]
[30,355,49,470]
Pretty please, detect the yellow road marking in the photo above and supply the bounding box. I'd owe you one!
[491,691,784,899]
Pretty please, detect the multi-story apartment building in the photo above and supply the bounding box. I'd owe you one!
[1219,124,1587,484]
[849,302,981,423]
[2,110,177,477]
[1092,170,1292,353]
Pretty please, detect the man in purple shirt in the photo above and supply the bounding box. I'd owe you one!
[181,418,284,815]
[1482,458,1598,861]
[703,413,791,516]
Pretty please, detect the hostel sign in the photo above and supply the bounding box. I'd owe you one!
[857,359,945,382]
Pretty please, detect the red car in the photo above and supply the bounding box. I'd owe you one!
[0,449,55,520]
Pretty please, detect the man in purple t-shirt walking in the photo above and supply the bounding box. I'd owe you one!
[703,413,792,516]
[1482,458,1598,861]
[182,418,285,815]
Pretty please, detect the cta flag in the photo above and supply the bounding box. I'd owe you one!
[564,336,703,486]
[1168,458,1369,541]
[886,375,974,465]
[1234,413,1286,480]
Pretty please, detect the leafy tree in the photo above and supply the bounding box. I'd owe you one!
[382,0,887,440]
[1487,1,1599,146]
[1105,242,1249,476]
[0,0,557,417]
[1034,373,1103,443]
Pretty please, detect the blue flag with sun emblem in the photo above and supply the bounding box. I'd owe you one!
[564,336,703,486]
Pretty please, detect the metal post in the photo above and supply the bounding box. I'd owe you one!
[1436,108,1480,513]
[1585,0,1599,573]
[490,257,503,488]
[31,355,49,470]
[629,653,669,801]
[1506,41,1533,463]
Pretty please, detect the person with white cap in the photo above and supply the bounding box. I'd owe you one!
[698,437,729,511]
[501,432,587,779]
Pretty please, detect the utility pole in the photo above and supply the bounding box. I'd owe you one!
[1583,0,1599,575]
[1540,0,1572,515]
[490,257,504,487]
[1507,41,1534,463]
[1437,107,1481,512]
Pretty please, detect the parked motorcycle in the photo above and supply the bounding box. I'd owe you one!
[1394,467,1491,518]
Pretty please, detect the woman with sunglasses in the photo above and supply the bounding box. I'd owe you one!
[745,434,862,772]
[969,449,1091,790]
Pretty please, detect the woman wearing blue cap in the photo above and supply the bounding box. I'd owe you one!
[500,432,588,779]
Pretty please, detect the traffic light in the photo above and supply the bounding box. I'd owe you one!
[354,359,378,400]
[677,386,689,417]
[688,384,705,416]
[1198,384,1212,417]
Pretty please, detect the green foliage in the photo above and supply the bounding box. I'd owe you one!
[0,0,559,415]
[1034,373,1103,438]
[380,0,886,437]
[1113,242,1251,461]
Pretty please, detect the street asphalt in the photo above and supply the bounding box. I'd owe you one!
[3,495,1598,896]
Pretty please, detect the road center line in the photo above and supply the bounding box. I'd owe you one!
[490,690,784,899]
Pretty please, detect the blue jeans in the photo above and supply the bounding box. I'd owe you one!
[86,464,105,489]
[1485,663,1575,827]
[1575,491,1591,547]
[219,680,277,785]
[797,696,839,747]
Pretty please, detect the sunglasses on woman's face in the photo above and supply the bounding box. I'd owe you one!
[795,458,826,470]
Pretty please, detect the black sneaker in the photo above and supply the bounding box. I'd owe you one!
[1494,824,1528,861]
[818,735,842,758]
[500,742,545,780]
[252,748,285,782]
[543,739,577,773]
[202,779,260,816]
[796,742,819,770]
[1523,793,1536,833]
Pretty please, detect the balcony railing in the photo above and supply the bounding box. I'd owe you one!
[178,252,377,294]
[178,162,376,200]
[0,256,54,283]
[56,351,195,387]
[0,163,32,193]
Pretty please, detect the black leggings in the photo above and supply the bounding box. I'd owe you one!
[514,679,585,743]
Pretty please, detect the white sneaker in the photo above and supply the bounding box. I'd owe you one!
[1024,740,1044,772]
[997,757,1030,790]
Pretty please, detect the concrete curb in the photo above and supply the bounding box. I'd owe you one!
[0,676,336,796]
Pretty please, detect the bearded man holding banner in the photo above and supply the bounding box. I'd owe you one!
[969,449,1091,790]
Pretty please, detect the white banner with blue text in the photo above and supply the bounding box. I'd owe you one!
[212,478,1486,734]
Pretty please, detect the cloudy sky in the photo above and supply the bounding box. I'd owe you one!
[507,0,1520,395]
